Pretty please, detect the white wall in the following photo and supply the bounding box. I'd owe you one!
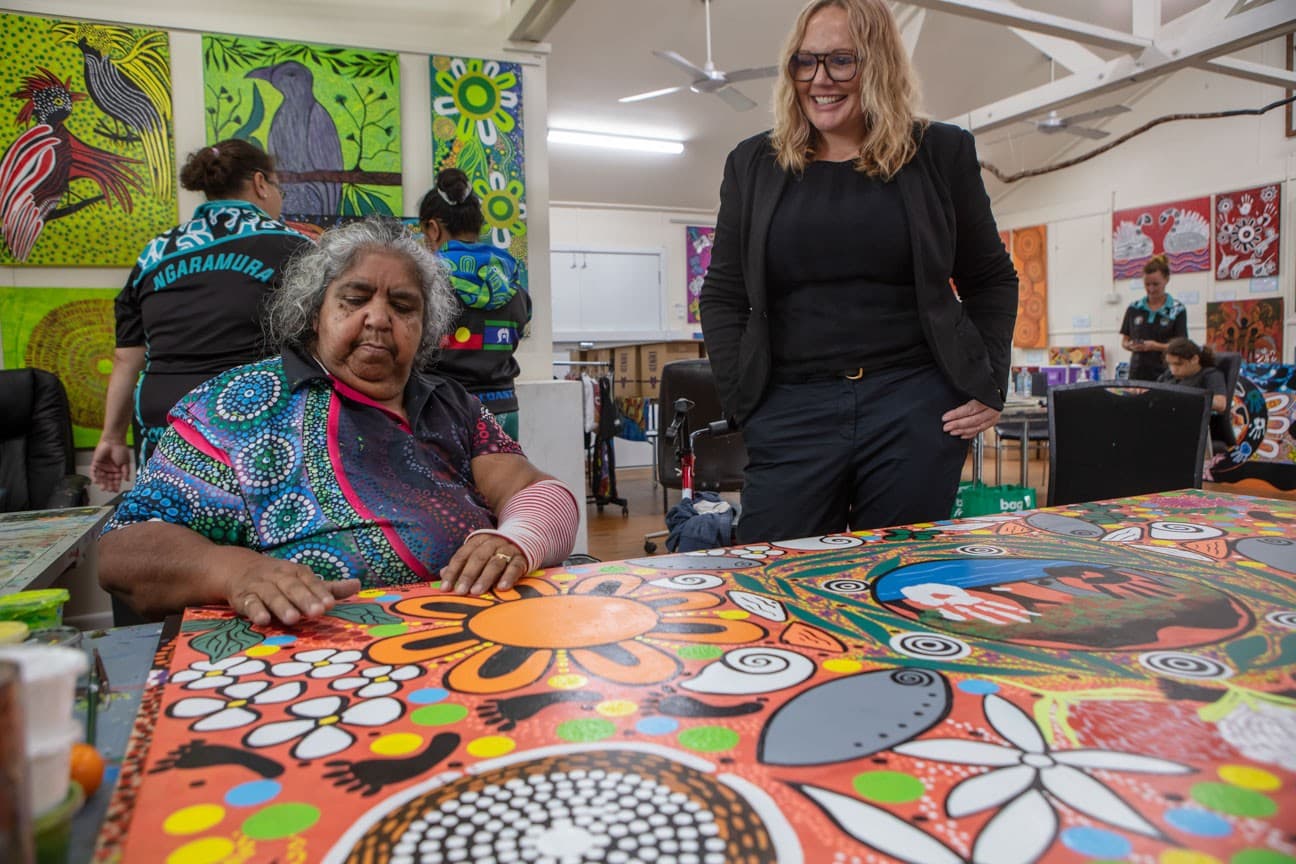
[991,58,1296,368]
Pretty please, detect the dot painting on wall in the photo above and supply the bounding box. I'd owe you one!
[430,55,528,296]
[100,490,1296,863]
[1112,196,1212,279]
[0,11,178,266]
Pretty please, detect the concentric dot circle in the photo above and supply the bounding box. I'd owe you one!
[890,631,972,660]
[822,578,868,594]
[25,298,115,429]
[1264,610,1296,630]
[1138,651,1234,680]
[956,544,1006,556]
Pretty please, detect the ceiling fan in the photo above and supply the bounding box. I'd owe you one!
[619,0,778,112]
[1031,104,1130,139]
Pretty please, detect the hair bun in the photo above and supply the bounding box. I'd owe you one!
[435,168,473,205]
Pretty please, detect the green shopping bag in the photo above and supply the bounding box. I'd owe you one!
[951,482,1036,519]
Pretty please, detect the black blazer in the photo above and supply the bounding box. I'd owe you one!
[699,122,1019,426]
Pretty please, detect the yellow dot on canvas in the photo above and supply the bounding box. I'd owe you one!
[548,674,588,689]
[717,610,749,620]
[1158,851,1222,864]
[596,700,638,717]
[455,327,471,343]
[370,733,424,756]
[245,645,279,657]
[466,735,516,758]
[166,837,236,864]
[357,588,388,598]
[1218,764,1281,791]
[163,804,225,835]
[551,573,577,582]
[823,659,863,674]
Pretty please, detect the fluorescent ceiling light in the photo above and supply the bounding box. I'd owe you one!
[548,129,684,155]
[618,87,681,104]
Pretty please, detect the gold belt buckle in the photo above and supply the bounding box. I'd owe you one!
[845,367,864,380]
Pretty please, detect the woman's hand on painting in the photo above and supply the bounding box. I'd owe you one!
[90,438,133,493]
[941,398,1001,440]
[440,536,528,596]
[226,558,361,627]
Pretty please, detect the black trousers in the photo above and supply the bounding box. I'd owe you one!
[736,364,969,544]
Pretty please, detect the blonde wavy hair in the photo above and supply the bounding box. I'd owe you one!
[771,0,925,178]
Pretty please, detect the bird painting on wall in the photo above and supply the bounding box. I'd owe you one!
[0,68,143,261]
[49,21,173,201]
[246,60,343,217]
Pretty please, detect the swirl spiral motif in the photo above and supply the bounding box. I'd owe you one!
[648,573,724,591]
[1264,610,1296,630]
[1138,651,1234,680]
[889,631,971,660]
[682,647,815,695]
[772,535,865,551]
[889,668,938,687]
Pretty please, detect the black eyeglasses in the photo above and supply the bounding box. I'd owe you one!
[788,51,859,82]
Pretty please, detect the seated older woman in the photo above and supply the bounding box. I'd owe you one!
[99,217,578,627]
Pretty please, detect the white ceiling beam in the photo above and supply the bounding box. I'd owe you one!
[994,0,1104,73]
[1204,55,1296,88]
[506,0,577,43]
[901,0,1151,51]
[950,0,1296,132]
[1131,0,1162,39]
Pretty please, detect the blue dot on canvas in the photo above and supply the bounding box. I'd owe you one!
[375,594,402,603]
[264,635,297,646]
[1165,807,1232,837]
[1060,826,1131,858]
[635,716,679,735]
[225,779,282,807]
[409,687,449,704]
[957,679,999,695]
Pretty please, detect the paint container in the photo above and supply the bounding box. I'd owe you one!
[27,723,80,817]
[24,628,82,651]
[0,590,70,631]
[0,661,35,864]
[32,781,82,864]
[0,646,88,749]
[0,621,30,645]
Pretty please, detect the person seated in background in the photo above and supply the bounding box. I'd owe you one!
[1159,337,1228,413]
[98,218,579,627]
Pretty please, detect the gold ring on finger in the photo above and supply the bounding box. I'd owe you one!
[492,552,514,563]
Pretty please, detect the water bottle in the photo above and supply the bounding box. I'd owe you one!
[1020,370,1032,397]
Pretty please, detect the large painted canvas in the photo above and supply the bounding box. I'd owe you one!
[0,286,119,448]
[102,490,1296,863]
[1210,362,1296,494]
[0,12,177,266]
[685,225,714,324]
[203,34,402,222]
[1010,225,1048,348]
[1214,183,1281,280]
[1112,196,1212,279]
[1047,345,1106,368]
[1205,298,1284,363]
[430,56,527,294]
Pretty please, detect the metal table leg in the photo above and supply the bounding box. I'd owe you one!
[973,431,984,484]
[1020,415,1030,490]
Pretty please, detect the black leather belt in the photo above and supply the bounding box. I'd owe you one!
[770,367,866,384]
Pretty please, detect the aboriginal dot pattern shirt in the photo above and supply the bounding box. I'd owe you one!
[103,347,523,586]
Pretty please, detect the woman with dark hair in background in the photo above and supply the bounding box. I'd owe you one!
[700,0,1018,543]
[92,138,311,491]
[419,168,530,439]
[1120,254,1188,382]
[1160,337,1228,413]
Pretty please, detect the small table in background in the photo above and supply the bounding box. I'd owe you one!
[0,506,115,596]
[995,396,1050,489]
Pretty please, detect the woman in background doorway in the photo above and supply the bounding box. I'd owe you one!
[1120,254,1187,382]
[91,139,311,492]
[419,168,531,440]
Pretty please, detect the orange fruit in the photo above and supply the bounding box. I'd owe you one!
[69,742,105,797]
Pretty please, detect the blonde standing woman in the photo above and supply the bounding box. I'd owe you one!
[700,0,1018,543]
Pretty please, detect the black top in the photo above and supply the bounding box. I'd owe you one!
[765,160,929,376]
[1158,365,1227,403]
[1119,299,1187,381]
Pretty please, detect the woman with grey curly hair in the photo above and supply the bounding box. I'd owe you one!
[100,216,579,628]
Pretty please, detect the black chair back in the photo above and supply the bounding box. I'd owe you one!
[656,359,747,493]
[1047,381,1210,507]
[1210,352,1242,450]
[0,368,87,512]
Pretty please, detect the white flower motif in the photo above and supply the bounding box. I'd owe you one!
[896,694,1193,864]
[167,680,304,732]
[330,664,422,698]
[1217,700,1296,771]
[270,648,362,680]
[243,695,403,760]
[171,657,267,690]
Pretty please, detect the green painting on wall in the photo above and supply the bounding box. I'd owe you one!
[0,286,121,448]
[203,34,402,222]
[0,12,178,266]
[430,55,528,293]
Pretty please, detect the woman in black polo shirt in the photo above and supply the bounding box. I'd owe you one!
[1120,254,1187,381]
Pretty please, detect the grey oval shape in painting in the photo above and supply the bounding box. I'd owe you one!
[1236,537,1296,574]
[758,668,951,766]
[623,554,760,570]
[1026,513,1104,538]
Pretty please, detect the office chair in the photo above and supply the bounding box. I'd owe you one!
[1047,381,1210,506]
[1211,352,1242,452]
[0,368,89,512]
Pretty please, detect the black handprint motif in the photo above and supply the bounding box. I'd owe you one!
[323,732,460,797]
[149,740,284,778]
[476,690,601,732]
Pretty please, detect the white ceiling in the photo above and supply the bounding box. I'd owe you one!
[541,0,1280,211]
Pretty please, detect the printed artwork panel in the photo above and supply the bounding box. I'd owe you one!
[686,225,714,325]
[202,34,402,222]
[1010,225,1048,349]
[0,286,121,448]
[1213,183,1280,280]
[1112,196,1211,278]
[1047,346,1106,367]
[1205,298,1284,364]
[1210,362,1296,494]
[430,55,527,294]
[102,491,1296,864]
[0,12,178,266]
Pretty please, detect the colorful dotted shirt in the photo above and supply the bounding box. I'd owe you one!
[103,348,524,587]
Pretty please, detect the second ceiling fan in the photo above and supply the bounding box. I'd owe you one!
[619,0,778,112]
